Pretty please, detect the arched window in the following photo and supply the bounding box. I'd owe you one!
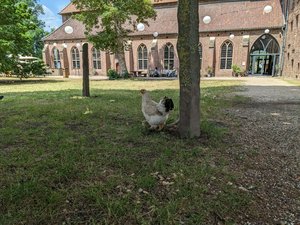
[92,48,101,69]
[137,44,148,70]
[251,34,280,55]
[220,41,233,69]
[53,47,61,69]
[164,43,174,70]
[199,43,203,69]
[71,47,80,69]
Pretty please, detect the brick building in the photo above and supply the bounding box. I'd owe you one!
[43,0,290,78]
[282,0,300,79]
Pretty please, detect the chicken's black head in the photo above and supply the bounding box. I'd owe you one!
[140,89,147,95]
[163,97,174,112]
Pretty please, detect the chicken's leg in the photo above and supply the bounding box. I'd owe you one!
[157,123,164,131]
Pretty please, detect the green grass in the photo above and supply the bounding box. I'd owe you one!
[0,78,248,224]
[281,77,300,86]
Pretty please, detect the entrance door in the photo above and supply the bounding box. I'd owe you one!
[251,55,278,76]
[249,34,280,76]
[251,56,265,75]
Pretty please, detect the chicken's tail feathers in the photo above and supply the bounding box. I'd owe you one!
[164,98,174,112]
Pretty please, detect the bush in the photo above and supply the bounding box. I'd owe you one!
[232,64,242,77]
[122,71,130,79]
[206,66,214,77]
[107,69,120,80]
[12,59,47,79]
[30,60,47,76]
[232,64,242,73]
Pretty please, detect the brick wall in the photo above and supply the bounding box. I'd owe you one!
[44,29,282,77]
[283,0,300,79]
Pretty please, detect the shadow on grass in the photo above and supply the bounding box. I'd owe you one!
[0,84,245,156]
[0,78,64,85]
[0,85,250,225]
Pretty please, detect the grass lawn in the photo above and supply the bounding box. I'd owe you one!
[0,78,247,225]
[283,78,300,86]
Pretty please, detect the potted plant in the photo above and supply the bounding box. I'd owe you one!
[206,66,214,77]
[232,64,242,77]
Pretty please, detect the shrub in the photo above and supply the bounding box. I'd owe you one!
[232,64,242,74]
[206,66,214,77]
[12,59,47,79]
[122,71,130,79]
[107,69,120,80]
[30,60,47,76]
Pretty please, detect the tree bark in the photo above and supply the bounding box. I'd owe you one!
[177,0,200,138]
[115,50,128,77]
[82,43,90,97]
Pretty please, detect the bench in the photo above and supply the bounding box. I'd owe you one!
[131,70,147,77]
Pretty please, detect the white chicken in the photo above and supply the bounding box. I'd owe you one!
[140,89,174,130]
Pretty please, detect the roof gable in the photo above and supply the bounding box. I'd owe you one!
[59,2,80,15]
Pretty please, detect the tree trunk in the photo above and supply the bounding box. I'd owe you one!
[115,50,128,77]
[82,43,90,97]
[177,0,200,138]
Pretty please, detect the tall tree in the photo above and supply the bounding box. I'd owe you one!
[0,0,46,72]
[24,0,48,58]
[177,0,201,138]
[73,0,156,76]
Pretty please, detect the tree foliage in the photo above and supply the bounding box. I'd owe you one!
[0,0,46,73]
[73,0,156,74]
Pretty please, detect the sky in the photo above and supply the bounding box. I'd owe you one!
[38,0,71,31]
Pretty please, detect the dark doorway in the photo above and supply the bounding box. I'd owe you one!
[249,34,280,76]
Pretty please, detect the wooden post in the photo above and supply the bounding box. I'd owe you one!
[82,43,90,97]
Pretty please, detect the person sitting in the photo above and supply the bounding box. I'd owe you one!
[153,67,160,77]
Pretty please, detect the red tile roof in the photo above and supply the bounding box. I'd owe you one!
[46,0,284,41]
[43,19,86,41]
[59,0,178,15]
[59,2,80,15]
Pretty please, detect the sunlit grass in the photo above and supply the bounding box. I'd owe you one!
[0,78,248,225]
[0,77,238,93]
[283,78,300,86]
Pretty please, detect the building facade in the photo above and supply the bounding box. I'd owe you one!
[282,0,300,79]
[43,0,289,78]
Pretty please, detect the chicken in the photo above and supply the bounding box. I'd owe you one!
[140,89,174,130]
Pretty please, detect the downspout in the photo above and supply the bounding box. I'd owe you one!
[280,0,290,76]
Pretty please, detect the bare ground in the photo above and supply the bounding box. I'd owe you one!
[222,77,300,225]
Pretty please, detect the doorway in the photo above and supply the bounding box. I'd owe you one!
[249,34,280,76]
[250,54,279,76]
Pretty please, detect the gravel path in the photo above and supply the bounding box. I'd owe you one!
[237,77,300,103]
[223,77,300,225]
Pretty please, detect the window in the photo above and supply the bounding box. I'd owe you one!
[199,43,203,69]
[137,44,148,70]
[92,48,101,69]
[296,15,299,28]
[291,20,294,32]
[164,43,174,70]
[53,47,61,69]
[71,47,80,69]
[220,41,233,69]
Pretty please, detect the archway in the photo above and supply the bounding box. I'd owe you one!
[249,34,280,76]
